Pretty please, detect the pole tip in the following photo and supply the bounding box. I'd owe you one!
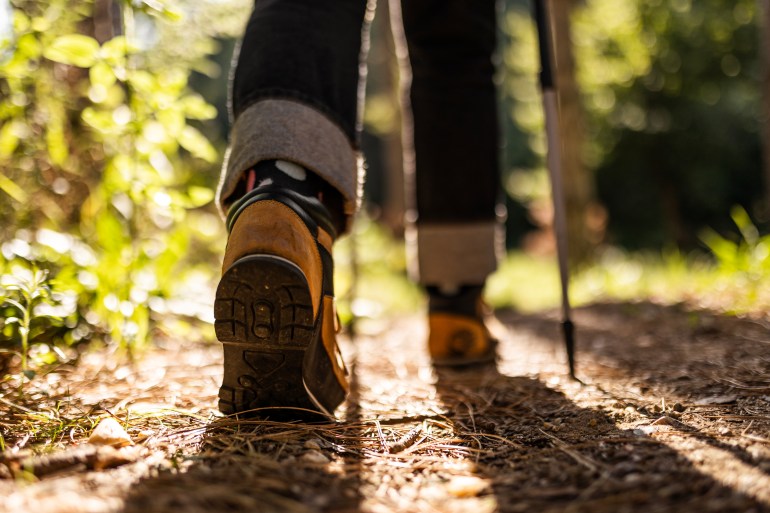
[562,319,576,380]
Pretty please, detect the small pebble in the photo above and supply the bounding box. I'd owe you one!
[88,418,133,448]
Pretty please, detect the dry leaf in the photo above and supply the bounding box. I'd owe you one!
[651,416,677,426]
[88,417,133,447]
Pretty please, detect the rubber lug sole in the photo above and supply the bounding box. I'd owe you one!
[215,254,329,420]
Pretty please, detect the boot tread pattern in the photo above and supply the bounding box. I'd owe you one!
[215,256,319,417]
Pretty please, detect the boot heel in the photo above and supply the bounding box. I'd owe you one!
[215,255,319,417]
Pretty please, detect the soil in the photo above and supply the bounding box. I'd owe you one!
[1,301,769,513]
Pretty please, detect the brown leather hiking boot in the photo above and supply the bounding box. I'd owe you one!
[215,188,348,418]
[427,286,497,366]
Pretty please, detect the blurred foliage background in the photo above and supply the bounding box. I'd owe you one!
[0,0,768,384]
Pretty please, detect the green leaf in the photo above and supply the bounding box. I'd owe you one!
[701,228,737,270]
[186,186,214,207]
[16,33,41,60]
[90,61,116,88]
[44,34,99,68]
[180,95,217,120]
[139,0,183,22]
[157,110,185,137]
[22,369,36,380]
[178,126,217,163]
[46,108,68,166]
[100,36,135,66]
[5,296,26,312]
[0,121,20,157]
[12,10,30,33]
[162,8,183,22]
[4,317,20,325]
[127,70,156,94]
[731,206,758,245]
[82,107,117,133]
[30,16,51,33]
[0,174,27,203]
[96,209,127,252]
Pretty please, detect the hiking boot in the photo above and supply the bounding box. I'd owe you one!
[427,285,497,366]
[214,185,348,418]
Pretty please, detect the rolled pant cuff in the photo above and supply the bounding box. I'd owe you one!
[217,99,362,228]
[406,221,504,287]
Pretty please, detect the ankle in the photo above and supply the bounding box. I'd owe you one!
[427,285,485,318]
[246,160,346,237]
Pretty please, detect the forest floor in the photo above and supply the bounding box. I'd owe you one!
[1,301,770,513]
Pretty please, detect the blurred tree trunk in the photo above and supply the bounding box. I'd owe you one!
[549,0,596,267]
[761,0,770,218]
[92,0,121,42]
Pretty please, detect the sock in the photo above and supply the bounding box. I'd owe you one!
[245,160,346,236]
[427,285,484,317]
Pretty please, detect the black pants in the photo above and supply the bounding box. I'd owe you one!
[231,0,500,225]
[222,0,502,287]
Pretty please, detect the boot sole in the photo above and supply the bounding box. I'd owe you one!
[215,254,330,419]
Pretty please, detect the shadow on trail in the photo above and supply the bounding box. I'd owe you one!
[498,301,770,477]
[473,300,770,510]
[498,301,770,402]
[119,370,367,513]
[433,361,764,512]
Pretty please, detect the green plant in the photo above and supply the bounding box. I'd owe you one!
[0,0,246,363]
[702,206,770,279]
[1,265,64,391]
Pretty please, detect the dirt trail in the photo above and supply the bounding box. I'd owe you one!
[1,301,769,512]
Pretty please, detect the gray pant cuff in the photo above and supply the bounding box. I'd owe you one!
[217,99,362,227]
[406,221,504,287]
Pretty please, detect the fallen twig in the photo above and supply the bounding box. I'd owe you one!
[0,444,138,478]
[387,425,423,454]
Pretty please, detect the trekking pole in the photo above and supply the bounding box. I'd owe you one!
[532,0,576,379]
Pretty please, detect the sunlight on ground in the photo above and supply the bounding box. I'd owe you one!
[331,216,770,325]
[487,248,769,317]
[334,221,770,324]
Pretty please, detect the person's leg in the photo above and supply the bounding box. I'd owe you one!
[397,0,503,363]
[215,0,373,417]
[219,0,372,230]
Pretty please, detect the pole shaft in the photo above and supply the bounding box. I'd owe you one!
[542,90,571,317]
[533,0,576,377]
